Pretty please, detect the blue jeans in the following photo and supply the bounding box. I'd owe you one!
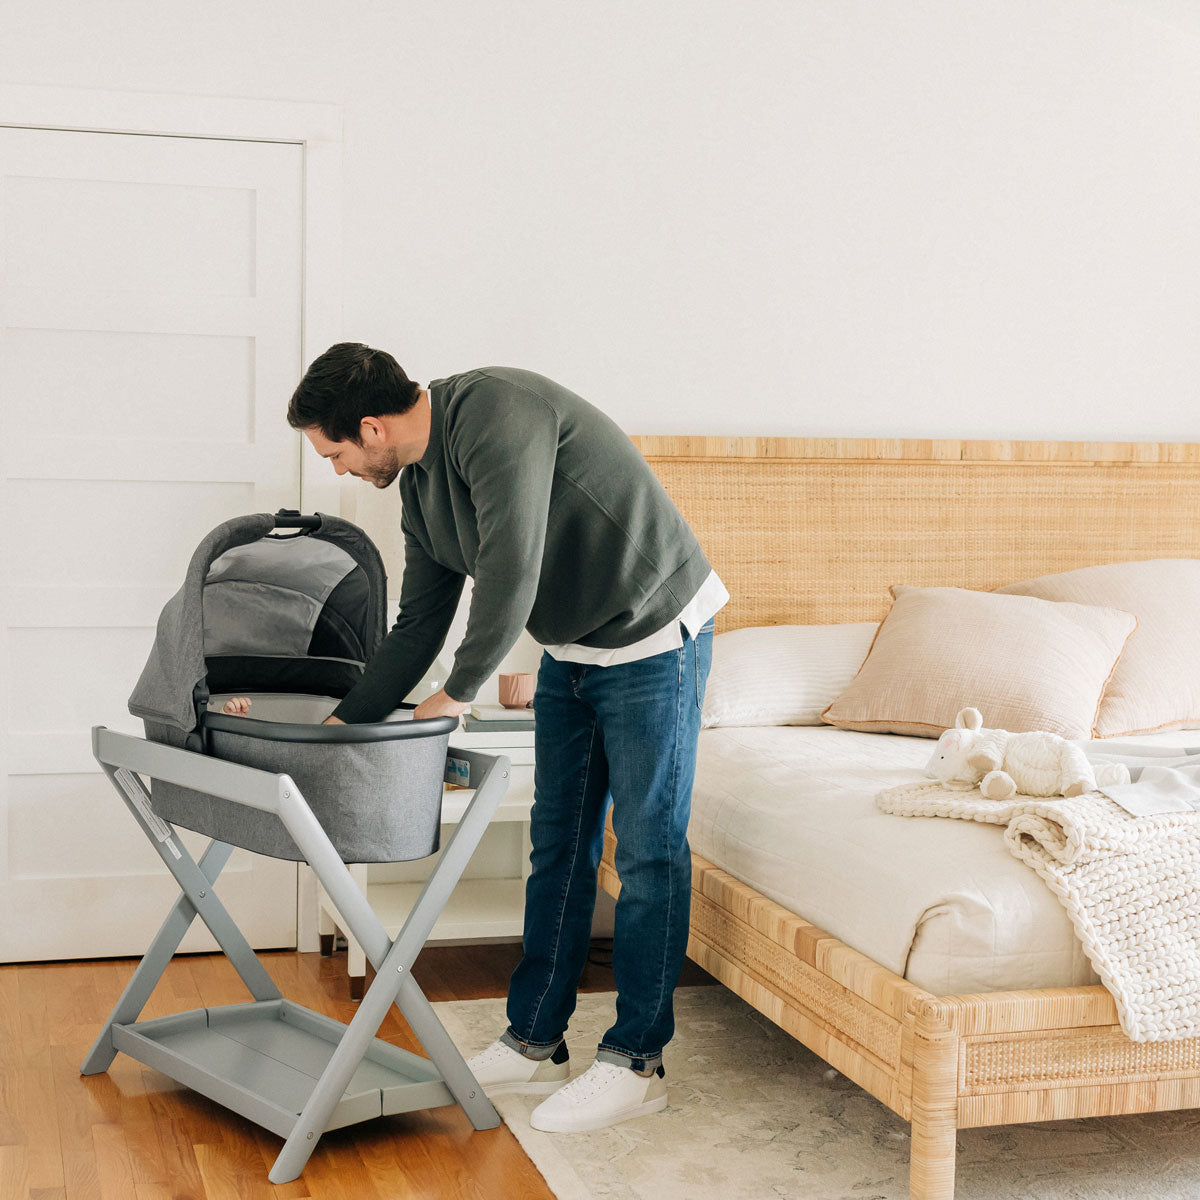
[500,623,713,1074]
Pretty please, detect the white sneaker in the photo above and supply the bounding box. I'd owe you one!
[529,1060,667,1133]
[466,1039,570,1096]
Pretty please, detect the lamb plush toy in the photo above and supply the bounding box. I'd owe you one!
[926,707,1130,800]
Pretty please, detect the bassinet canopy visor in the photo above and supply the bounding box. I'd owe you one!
[129,511,388,738]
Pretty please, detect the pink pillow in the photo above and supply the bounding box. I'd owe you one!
[997,559,1200,737]
[821,585,1137,739]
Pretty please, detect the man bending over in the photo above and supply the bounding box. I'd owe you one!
[281,343,726,1133]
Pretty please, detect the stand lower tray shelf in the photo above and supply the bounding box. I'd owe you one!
[111,999,454,1138]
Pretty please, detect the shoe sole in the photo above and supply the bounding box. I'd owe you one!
[482,1078,568,1097]
[530,1090,668,1133]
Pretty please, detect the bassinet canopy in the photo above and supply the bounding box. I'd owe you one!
[127,512,455,864]
[129,511,387,740]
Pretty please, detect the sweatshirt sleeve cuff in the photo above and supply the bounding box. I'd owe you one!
[444,668,480,705]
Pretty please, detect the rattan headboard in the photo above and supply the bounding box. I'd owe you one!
[632,436,1200,632]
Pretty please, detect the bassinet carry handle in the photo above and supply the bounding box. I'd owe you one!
[273,508,321,531]
[203,703,460,742]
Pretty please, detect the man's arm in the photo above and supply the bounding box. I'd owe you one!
[441,384,559,702]
[330,513,465,723]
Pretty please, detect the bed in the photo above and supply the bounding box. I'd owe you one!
[597,435,1200,1200]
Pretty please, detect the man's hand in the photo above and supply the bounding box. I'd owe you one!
[414,688,470,721]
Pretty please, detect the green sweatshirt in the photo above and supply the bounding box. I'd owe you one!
[332,367,712,721]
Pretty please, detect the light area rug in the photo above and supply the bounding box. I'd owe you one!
[435,984,1200,1200]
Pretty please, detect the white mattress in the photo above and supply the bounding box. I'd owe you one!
[687,725,1200,995]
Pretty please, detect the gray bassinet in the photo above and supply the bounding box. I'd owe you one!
[127,510,454,862]
[90,510,509,1184]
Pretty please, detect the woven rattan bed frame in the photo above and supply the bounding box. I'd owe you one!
[598,436,1200,1200]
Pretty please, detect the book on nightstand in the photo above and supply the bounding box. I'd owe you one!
[463,703,535,733]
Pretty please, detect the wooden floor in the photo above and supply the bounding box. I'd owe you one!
[0,942,717,1200]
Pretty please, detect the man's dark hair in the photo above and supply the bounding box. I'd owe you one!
[287,342,420,443]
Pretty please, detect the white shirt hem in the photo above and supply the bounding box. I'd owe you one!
[542,570,728,667]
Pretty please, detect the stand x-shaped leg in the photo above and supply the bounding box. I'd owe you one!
[85,728,509,1183]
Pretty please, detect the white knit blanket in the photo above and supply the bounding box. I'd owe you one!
[877,780,1200,1041]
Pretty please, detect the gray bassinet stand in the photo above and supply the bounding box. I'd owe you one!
[83,725,509,1184]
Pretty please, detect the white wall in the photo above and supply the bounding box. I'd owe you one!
[6,0,1200,686]
[4,0,1198,447]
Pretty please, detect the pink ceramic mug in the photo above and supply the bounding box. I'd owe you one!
[498,673,535,709]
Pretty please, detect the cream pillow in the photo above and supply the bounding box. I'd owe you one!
[821,585,1137,739]
[996,559,1200,737]
[702,622,878,728]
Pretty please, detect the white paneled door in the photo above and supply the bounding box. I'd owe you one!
[0,127,304,960]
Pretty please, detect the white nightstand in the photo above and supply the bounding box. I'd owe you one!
[316,727,535,998]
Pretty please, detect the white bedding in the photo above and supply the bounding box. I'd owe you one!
[687,725,1200,995]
